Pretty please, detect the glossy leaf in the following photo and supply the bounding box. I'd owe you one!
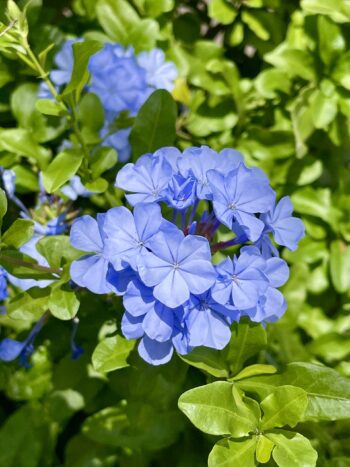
[178,381,259,437]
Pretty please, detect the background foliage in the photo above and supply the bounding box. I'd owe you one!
[0,0,350,466]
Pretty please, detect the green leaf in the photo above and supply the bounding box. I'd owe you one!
[0,404,53,467]
[310,89,338,129]
[223,321,267,376]
[179,346,229,378]
[96,0,139,43]
[62,40,102,98]
[77,92,104,132]
[90,147,118,178]
[8,287,51,320]
[128,18,159,53]
[256,435,274,464]
[266,431,318,467]
[208,438,257,467]
[330,240,350,293]
[36,235,81,268]
[264,45,316,81]
[208,0,237,25]
[242,11,270,41]
[2,219,34,248]
[130,89,177,159]
[301,0,350,23]
[0,188,7,222]
[231,364,277,381]
[83,403,183,450]
[42,149,83,193]
[48,287,80,320]
[238,362,350,422]
[332,51,350,90]
[46,389,85,423]
[317,15,346,66]
[92,335,135,373]
[255,69,291,99]
[0,128,51,168]
[10,83,66,143]
[178,381,259,437]
[36,99,67,117]
[133,0,174,17]
[0,250,57,280]
[260,386,308,430]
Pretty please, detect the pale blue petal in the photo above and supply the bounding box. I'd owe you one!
[138,335,173,365]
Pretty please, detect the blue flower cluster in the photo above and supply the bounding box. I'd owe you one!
[39,40,177,162]
[69,146,305,365]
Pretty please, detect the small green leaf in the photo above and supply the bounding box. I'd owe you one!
[130,89,177,159]
[62,40,102,98]
[36,235,81,268]
[330,240,350,293]
[92,335,135,373]
[96,0,139,43]
[230,364,277,381]
[84,177,108,193]
[260,385,308,430]
[0,129,51,168]
[208,438,257,467]
[2,219,34,248]
[0,250,56,280]
[0,188,7,221]
[90,147,117,178]
[266,431,318,467]
[42,149,83,193]
[36,99,67,117]
[178,381,258,437]
[48,287,80,320]
[179,346,229,378]
[8,287,51,320]
[78,93,104,132]
[223,321,267,376]
[256,435,275,464]
[208,0,237,25]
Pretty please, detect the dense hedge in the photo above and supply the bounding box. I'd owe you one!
[0,0,350,466]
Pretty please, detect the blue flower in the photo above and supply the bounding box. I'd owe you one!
[89,44,148,115]
[116,150,174,205]
[103,203,163,271]
[212,247,269,309]
[177,146,242,200]
[0,267,8,301]
[165,174,196,210]
[51,39,78,86]
[185,291,236,349]
[0,313,48,367]
[260,196,305,251]
[137,223,216,308]
[137,48,177,92]
[208,164,276,241]
[70,214,111,294]
[242,253,289,323]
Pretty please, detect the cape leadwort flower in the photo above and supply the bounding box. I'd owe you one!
[39,40,177,162]
[69,145,305,365]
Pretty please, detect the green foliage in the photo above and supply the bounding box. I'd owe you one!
[0,0,349,465]
[130,89,177,159]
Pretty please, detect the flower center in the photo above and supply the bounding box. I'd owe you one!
[231,274,238,282]
[173,262,180,270]
[228,202,237,210]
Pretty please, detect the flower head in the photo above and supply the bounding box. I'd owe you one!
[69,145,303,365]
